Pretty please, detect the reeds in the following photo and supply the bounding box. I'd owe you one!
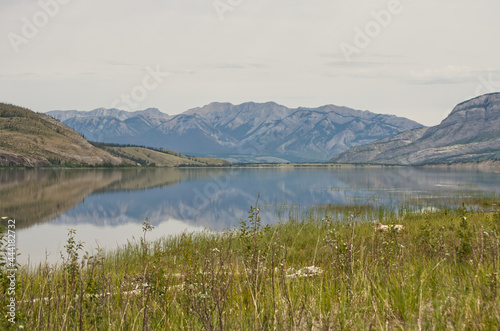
[2,199,500,330]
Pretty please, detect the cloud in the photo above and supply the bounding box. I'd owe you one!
[214,64,246,69]
[319,51,404,62]
[325,61,379,68]
[1,0,499,125]
[0,73,35,78]
[409,66,476,85]
[104,61,136,67]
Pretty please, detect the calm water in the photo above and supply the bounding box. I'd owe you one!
[1,166,499,265]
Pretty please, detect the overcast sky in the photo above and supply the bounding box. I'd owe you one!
[1,0,499,125]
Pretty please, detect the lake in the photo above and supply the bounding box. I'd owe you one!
[2,166,499,265]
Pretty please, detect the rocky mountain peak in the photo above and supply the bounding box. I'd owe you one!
[48,101,423,162]
[451,93,500,115]
[331,93,500,165]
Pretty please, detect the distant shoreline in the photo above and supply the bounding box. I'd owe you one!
[231,161,500,172]
[1,160,499,172]
[421,160,500,172]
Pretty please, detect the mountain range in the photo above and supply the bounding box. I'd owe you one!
[331,93,500,165]
[47,102,423,162]
[0,103,229,167]
[2,93,499,167]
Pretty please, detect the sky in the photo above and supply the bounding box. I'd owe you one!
[1,0,499,126]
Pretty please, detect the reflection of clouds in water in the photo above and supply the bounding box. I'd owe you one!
[11,167,500,265]
[17,218,205,265]
[46,167,500,229]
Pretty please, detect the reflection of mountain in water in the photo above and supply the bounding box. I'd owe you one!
[1,168,214,229]
[45,167,500,230]
[0,169,121,229]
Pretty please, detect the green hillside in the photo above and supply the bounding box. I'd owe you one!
[0,103,231,168]
[0,103,123,166]
[94,143,231,167]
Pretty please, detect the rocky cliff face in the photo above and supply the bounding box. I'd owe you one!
[331,93,500,165]
[48,102,423,162]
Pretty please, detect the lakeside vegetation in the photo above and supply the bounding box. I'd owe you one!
[2,198,500,330]
[91,142,231,168]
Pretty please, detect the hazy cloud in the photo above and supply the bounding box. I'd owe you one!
[409,66,477,85]
[0,0,499,126]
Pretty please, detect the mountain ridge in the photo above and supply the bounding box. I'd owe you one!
[330,93,500,165]
[48,101,424,162]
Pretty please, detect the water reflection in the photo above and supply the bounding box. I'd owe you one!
[3,166,499,264]
[1,168,218,229]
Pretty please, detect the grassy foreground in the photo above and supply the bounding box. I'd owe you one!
[2,204,500,330]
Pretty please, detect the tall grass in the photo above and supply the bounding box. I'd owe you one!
[2,201,500,330]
